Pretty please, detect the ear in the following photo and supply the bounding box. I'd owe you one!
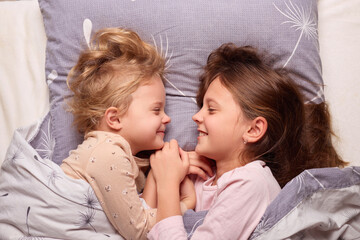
[104,107,122,131]
[244,116,268,144]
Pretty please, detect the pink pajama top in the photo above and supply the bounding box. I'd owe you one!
[148,160,281,240]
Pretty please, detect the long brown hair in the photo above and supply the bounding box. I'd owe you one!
[67,28,165,134]
[197,44,347,187]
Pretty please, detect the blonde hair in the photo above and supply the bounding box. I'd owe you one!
[67,28,165,134]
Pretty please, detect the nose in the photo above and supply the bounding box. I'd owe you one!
[162,113,171,124]
[192,109,203,124]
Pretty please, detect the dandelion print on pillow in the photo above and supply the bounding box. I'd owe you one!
[37,0,323,165]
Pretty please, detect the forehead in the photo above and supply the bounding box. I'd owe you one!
[132,75,165,101]
[204,77,234,103]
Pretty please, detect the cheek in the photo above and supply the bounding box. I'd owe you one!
[205,116,229,134]
[203,117,216,131]
[144,116,162,131]
[212,118,240,140]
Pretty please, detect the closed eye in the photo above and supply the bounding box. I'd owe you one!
[208,108,216,113]
[153,108,161,114]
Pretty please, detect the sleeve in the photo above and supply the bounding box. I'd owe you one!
[86,141,156,240]
[147,216,188,240]
[190,175,271,240]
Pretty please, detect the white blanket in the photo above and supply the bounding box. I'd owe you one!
[0,124,123,240]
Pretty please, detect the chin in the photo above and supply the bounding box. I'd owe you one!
[153,141,164,150]
[195,145,215,160]
[195,145,206,156]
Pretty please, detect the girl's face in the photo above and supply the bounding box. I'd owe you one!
[119,75,170,154]
[192,77,251,163]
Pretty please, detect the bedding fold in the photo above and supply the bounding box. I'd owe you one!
[0,124,124,239]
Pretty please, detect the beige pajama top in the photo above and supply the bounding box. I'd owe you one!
[61,131,156,240]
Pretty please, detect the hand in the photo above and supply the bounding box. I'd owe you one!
[150,139,189,186]
[188,151,214,180]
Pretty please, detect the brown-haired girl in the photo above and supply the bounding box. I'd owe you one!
[60,28,195,240]
[148,44,346,240]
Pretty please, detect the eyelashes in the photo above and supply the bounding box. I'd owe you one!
[207,108,216,113]
[153,108,161,115]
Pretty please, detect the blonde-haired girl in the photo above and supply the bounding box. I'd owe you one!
[60,28,195,240]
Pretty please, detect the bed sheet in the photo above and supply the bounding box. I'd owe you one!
[0,0,48,164]
[0,0,359,167]
[318,0,360,167]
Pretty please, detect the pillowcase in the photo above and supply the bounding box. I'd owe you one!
[33,0,323,164]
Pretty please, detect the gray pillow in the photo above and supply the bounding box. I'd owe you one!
[33,0,323,165]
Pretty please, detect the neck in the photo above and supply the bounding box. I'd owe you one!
[212,157,245,185]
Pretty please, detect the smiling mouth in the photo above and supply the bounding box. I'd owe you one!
[198,131,208,137]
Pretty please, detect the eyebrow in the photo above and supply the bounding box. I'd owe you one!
[151,101,164,106]
[205,97,218,105]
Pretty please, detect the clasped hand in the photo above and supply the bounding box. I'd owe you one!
[150,139,214,186]
[150,139,189,186]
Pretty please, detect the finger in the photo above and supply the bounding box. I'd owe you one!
[189,166,207,180]
[153,149,161,159]
[188,153,213,176]
[150,153,155,164]
[179,148,189,169]
[169,139,178,150]
[182,176,191,184]
[163,141,170,150]
[197,160,214,177]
